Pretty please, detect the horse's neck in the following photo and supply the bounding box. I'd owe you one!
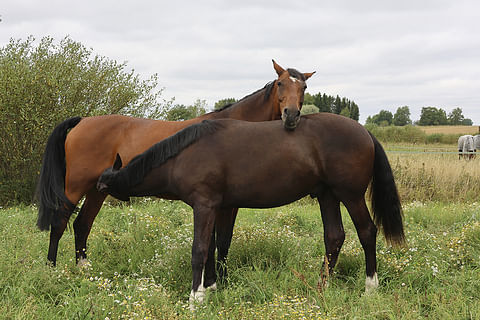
[127,164,172,197]
[206,86,280,122]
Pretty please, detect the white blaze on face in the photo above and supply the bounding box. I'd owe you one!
[365,272,379,293]
[289,76,299,83]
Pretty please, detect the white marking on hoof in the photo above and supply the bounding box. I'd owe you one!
[77,258,91,270]
[365,272,378,293]
[189,268,207,311]
[207,282,217,291]
[189,288,206,311]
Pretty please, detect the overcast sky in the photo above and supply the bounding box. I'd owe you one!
[2,0,479,124]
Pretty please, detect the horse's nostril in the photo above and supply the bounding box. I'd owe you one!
[296,110,301,117]
[283,108,289,115]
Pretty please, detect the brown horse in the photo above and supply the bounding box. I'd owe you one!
[36,60,315,266]
[96,113,405,307]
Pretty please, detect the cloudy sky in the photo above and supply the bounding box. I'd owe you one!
[2,0,479,124]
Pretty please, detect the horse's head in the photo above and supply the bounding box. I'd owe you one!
[272,60,315,130]
[97,154,130,201]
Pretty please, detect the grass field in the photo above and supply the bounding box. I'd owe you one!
[384,143,480,203]
[417,125,480,135]
[2,142,480,319]
[1,197,479,319]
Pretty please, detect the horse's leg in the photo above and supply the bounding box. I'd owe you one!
[317,191,345,278]
[203,226,217,289]
[73,188,106,266]
[342,197,378,293]
[202,207,238,289]
[215,207,238,282]
[189,205,216,309]
[47,188,85,266]
[47,207,75,266]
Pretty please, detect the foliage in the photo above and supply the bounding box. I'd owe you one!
[389,150,480,202]
[393,106,412,126]
[300,104,319,115]
[418,106,448,125]
[214,98,237,110]
[1,200,480,318]
[365,124,461,145]
[0,36,170,205]
[161,99,207,121]
[304,92,359,120]
[448,107,473,126]
[365,109,393,126]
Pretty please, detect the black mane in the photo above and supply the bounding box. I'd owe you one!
[116,120,223,188]
[215,80,276,112]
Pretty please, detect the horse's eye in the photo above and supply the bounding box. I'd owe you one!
[277,81,282,86]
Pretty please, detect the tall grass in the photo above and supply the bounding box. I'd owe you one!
[366,124,463,144]
[385,144,480,202]
[1,200,479,319]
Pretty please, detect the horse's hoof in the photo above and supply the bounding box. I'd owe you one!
[207,282,217,291]
[188,289,206,311]
[77,258,91,270]
[364,273,379,294]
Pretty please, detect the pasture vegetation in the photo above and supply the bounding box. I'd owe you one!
[1,193,480,318]
[2,141,480,319]
[387,144,480,203]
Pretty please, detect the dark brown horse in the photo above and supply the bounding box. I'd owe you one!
[96,113,405,307]
[35,60,315,266]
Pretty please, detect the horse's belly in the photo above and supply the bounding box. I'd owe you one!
[223,179,317,208]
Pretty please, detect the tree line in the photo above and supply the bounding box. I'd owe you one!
[366,106,473,126]
[161,90,361,122]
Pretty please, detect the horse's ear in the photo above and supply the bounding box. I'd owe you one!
[303,71,316,80]
[113,154,123,171]
[272,59,286,76]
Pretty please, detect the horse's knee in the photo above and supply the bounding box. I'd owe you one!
[325,230,345,253]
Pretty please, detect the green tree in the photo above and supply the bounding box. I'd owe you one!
[333,96,343,114]
[393,106,412,126]
[346,102,360,121]
[304,92,315,106]
[418,107,448,125]
[214,98,237,110]
[163,99,207,121]
[340,107,350,118]
[305,91,358,120]
[447,107,465,125]
[0,36,169,204]
[365,110,393,126]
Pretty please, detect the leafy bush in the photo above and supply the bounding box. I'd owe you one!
[365,124,460,145]
[0,36,170,205]
[365,124,426,143]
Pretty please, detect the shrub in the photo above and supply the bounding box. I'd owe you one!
[0,36,170,205]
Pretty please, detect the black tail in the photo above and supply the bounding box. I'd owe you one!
[36,117,82,231]
[369,132,405,246]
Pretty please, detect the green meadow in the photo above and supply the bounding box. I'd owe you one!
[1,196,479,319]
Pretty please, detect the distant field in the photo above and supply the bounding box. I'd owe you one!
[418,125,480,135]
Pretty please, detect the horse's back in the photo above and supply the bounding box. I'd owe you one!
[173,114,375,207]
[64,115,204,201]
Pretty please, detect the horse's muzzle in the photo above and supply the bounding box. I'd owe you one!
[96,181,108,193]
[282,108,301,130]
